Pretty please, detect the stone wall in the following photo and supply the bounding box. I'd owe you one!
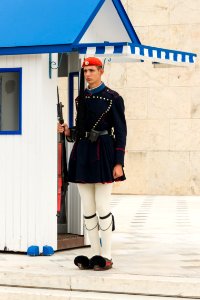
[108,0,200,195]
[58,0,200,195]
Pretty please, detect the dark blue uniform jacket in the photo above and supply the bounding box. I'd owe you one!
[68,83,127,183]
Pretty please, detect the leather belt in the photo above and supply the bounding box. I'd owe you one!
[85,130,108,138]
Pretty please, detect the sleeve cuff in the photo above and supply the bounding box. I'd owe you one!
[115,148,125,166]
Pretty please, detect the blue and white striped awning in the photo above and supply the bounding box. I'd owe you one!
[76,43,197,66]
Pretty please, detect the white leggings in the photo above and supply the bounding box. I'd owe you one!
[77,183,113,260]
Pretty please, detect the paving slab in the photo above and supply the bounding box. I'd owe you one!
[0,195,200,298]
[0,286,198,300]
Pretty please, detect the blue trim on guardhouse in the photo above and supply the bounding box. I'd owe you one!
[0,68,22,135]
[73,0,106,44]
[68,72,79,128]
[112,0,140,44]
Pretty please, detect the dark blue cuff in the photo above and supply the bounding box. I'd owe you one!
[115,148,125,166]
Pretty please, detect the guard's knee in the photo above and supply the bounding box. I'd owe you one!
[99,212,115,231]
[84,213,99,231]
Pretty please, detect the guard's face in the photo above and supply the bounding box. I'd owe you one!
[83,66,103,86]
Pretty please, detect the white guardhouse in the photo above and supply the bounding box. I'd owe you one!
[0,0,196,253]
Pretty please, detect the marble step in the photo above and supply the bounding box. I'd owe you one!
[0,270,200,298]
[0,286,197,300]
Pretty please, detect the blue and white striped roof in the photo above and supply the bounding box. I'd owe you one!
[77,43,196,66]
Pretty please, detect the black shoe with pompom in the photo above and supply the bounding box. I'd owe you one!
[90,255,113,271]
[74,255,92,270]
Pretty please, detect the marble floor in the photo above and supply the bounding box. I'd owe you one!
[0,195,200,299]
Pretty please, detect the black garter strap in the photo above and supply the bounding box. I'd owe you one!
[84,213,98,231]
[99,212,112,220]
[84,213,97,219]
[99,212,115,231]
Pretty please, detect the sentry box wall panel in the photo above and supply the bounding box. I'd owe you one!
[0,54,57,252]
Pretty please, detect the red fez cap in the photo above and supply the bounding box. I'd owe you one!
[82,57,103,68]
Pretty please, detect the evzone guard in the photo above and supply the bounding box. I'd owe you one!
[58,57,127,270]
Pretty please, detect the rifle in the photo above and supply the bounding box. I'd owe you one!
[57,86,64,128]
[57,87,68,222]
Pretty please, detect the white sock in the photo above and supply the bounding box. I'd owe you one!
[77,184,101,257]
[95,183,113,260]
[84,213,100,256]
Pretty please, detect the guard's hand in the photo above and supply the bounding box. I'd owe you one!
[57,123,70,136]
[57,123,64,133]
[113,164,123,179]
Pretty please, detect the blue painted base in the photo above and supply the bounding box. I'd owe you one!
[43,245,54,256]
[27,245,40,256]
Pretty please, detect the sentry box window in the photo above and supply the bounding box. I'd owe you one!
[0,68,22,135]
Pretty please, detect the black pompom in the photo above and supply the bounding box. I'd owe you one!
[74,255,90,268]
[90,255,106,268]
